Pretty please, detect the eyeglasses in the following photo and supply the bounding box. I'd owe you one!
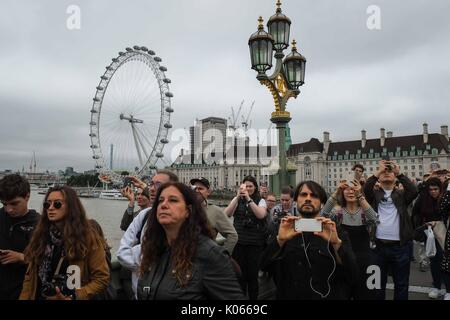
[149,181,162,189]
[43,200,63,210]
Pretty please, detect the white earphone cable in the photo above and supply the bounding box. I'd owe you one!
[301,228,336,299]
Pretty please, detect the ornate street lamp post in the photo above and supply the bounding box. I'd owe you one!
[248,0,306,189]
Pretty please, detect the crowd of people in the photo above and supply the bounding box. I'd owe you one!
[1,158,450,300]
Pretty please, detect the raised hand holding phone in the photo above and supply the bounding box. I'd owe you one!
[277,216,301,247]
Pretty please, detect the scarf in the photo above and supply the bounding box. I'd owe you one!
[38,225,65,289]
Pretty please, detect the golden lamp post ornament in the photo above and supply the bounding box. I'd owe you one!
[248,0,306,190]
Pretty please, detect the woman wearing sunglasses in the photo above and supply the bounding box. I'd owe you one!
[19,186,109,300]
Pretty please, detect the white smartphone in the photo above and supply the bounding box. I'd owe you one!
[345,173,355,187]
[294,219,323,233]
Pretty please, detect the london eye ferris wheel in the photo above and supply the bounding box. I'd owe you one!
[89,45,174,184]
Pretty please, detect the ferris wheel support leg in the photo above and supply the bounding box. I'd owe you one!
[131,123,144,167]
[134,127,150,159]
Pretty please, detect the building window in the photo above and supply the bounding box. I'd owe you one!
[418,150,423,155]
[412,165,415,170]
[334,168,337,172]
[411,172,416,177]
[432,148,438,155]
[404,166,408,170]
[304,156,312,179]
[419,165,422,170]
[402,151,408,156]
[419,172,423,177]
[426,145,431,150]
[375,153,380,158]
[339,168,342,172]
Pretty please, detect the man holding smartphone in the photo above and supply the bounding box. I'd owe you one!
[0,174,39,300]
[119,177,151,232]
[363,159,418,300]
[260,181,358,299]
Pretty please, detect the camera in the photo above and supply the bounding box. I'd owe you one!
[41,274,75,298]
[272,209,287,224]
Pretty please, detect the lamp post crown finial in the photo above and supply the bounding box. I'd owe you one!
[276,0,282,10]
[292,39,297,50]
[258,16,264,30]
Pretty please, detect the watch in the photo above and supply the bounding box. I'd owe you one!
[247,199,254,205]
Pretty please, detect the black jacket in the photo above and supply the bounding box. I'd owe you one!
[0,208,40,300]
[260,230,358,300]
[137,235,245,300]
[363,174,418,245]
[120,207,141,231]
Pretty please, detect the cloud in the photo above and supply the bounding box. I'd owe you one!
[1,0,449,172]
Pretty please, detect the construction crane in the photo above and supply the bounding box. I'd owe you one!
[227,100,244,132]
[258,123,275,145]
[241,101,255,132]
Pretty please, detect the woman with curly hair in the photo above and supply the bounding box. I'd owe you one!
[19,186,109,300]
[137,182,244,300]
[321,178,378,299]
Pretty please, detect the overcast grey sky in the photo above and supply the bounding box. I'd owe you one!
[1,0,449,172]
